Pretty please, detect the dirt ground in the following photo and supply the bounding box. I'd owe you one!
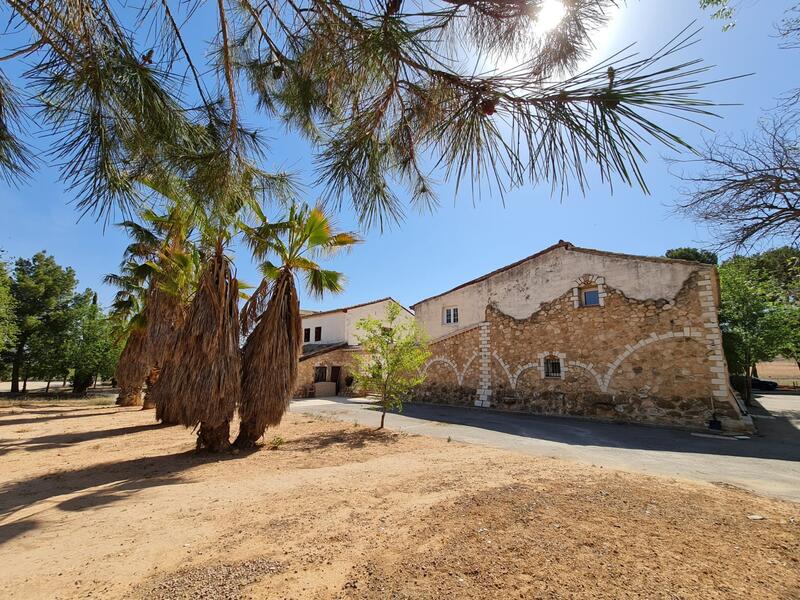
[0,401,798,600]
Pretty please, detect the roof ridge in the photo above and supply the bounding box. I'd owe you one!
[411,241,572,308]
[301,296,413,318]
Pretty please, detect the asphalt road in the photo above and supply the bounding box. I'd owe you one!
[290,393,800,503]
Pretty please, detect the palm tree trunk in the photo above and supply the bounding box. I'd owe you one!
[115,328,149,407]
[235,270,301,449]
[117,386,143,406]
[142,366,160,409]
[198,420,231,452]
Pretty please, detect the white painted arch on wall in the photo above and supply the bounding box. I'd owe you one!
[486,329,704,393]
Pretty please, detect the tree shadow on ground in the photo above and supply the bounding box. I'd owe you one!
[0,423,171,453]
[0,409,121,428]
[283,427,400,451]
[0,449,247,518]
[0,518,39,546]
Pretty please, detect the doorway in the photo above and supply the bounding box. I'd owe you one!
[330,366,342,395]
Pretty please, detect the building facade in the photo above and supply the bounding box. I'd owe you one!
[295,298,413,397]
[412,241,753,432]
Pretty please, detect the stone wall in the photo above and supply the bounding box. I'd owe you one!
[295,348,360,398]
[415,269,752,433]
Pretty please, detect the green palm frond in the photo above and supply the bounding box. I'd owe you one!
[303,267,345,299]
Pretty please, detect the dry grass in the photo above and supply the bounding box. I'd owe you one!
[0,403,797,600]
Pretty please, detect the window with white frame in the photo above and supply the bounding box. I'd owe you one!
[544,356,562,378]
[443,306,459,325]
[581,287,600,307]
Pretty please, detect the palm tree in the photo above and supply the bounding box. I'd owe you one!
[149,238,243,450]
[106,262,150,407]
[235,203,360,448]
[137,204,199,412]
[106,202,198,411]
[141,160,295,449]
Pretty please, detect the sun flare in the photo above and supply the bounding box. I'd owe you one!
[535,0,567,34]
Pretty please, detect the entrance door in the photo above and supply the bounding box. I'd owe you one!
[329,366,342,395]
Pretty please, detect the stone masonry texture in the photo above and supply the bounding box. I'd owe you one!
[414,270,751,432]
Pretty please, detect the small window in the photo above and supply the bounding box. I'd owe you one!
[303,328,310,343]
[582,288,600,307]
[314,326,322,341]
[544,357,562,379]
[314,366,327,383]
[443,306,459,325]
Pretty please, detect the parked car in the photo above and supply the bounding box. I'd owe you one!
[751,377,779,391]
[729,375,779,393]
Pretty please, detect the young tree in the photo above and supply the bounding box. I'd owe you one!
[26,309,72,392]
[665,247,718,264]
[719,258,795,403]
[8,252,77,393]
[353,302,431,429]
[235,203,360,448]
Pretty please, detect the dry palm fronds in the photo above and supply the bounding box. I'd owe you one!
[145,286,186,367]
[149,245,241,450]
[115,327,149,407]
[143,286,187,411]
[236,269,301,448]
[141,366,161,410]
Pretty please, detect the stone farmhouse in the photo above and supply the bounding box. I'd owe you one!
[411,241,753,433]
[294,298,413,398]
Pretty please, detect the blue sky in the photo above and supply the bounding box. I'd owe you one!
[0,0,795,312]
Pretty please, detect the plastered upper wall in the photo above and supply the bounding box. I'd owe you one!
[300,299,414,345]
[343,299,413,345]
[301,312,347,344]
[415,246,714,340]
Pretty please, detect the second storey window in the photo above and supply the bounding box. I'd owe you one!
[314,326,322,341]
[582,288,600,306]
[303,328,310,343]
[444,306,459,325]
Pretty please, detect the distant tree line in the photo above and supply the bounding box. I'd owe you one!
[0,251,121,394]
